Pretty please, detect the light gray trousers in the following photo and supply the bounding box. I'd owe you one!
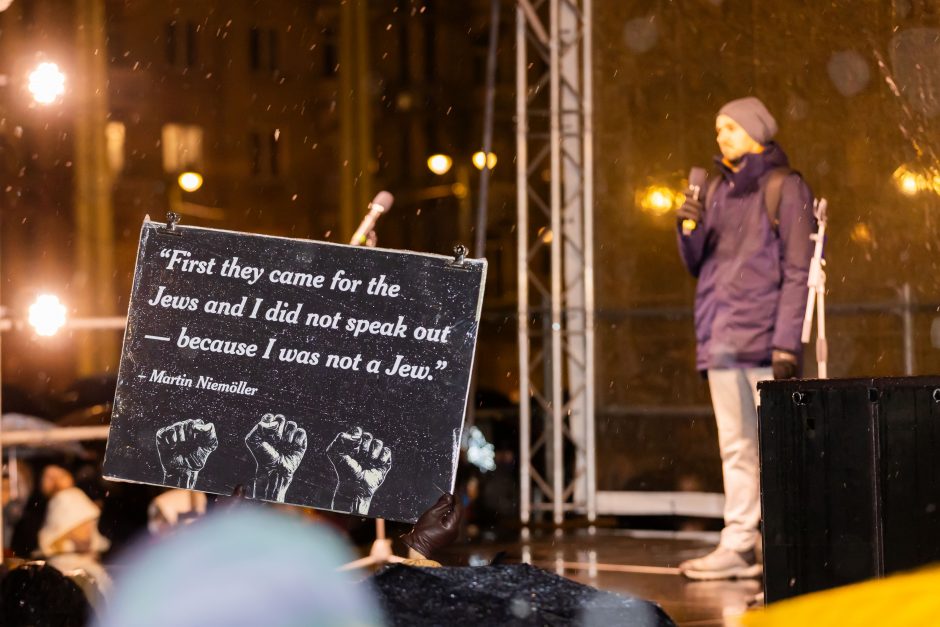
[706,367,772,553]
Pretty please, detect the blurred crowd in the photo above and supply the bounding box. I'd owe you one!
[0,380,519,626]
[1,457,467,625]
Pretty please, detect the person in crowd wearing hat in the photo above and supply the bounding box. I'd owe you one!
[40,464,76,499]
[37,486,112,593]
[675,96,815,580]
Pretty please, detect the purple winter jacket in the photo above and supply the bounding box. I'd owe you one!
[677,143,815,372]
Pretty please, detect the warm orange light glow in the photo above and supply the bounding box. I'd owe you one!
[178,171,204,192]
[28,62,66,105]
[850,222,873,244]
[472,151,497,170]
[638,185,679,216]
[427,154,453,175]
[893,165,926,196]
[28,294,67,336]
[451,182,469,199]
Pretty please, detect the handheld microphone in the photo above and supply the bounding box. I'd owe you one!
[682,167,707,236]
[350,191,394,246]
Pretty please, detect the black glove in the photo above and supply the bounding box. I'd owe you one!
[772,350,799,380]
[400,492,461,558]
[676,195,703,224]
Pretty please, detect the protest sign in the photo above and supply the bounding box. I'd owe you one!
[103,219,486,523]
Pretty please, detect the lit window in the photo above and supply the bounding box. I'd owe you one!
[106,121,126,174]
[162,123,204,172]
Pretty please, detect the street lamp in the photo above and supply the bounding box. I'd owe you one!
[1,294,125,539]
[427,154,453,176]
[27,294,67,336]
[472,151,497,170]
[27,62,66,105]
[168,170,217,220]
[893,166,919,196]
[1,61,67,534]
[422,153,472,243]
[178,171,203,193]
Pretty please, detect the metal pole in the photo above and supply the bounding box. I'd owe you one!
[339,0,356,241]
[581,0,596,522]
[516,3,531,525]
[464,0,501,440]
[817,286,828,379]
[1,425,110,446]
[474,0,500,259]
[549,0,564,526]
[353,0,374,215]
[0,225,3,542]
[559,0,585,515]
[902,283,914,376]
[814,204,828,378]
[517,0,549,44]
[74,0,118,375]
[803,198,828,378]
[0,317,127,332]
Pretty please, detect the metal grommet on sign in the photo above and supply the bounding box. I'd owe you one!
[448,244,471,270]
[792,391,808,406]
[932,388,940,403]
[159,211,182,237]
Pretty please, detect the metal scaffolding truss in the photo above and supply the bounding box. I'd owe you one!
[516,0,596,525]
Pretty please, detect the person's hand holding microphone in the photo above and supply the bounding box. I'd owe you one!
[679,167,707,236]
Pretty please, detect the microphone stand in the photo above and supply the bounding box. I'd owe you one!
[340,201,406,571]
[801,198,828,378]
[338,516,406,571]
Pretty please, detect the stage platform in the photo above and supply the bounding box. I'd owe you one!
[435,528,761,626]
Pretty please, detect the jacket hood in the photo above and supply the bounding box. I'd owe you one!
[714,142,790,196]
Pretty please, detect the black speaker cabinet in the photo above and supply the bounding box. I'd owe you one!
[757,377,940,603]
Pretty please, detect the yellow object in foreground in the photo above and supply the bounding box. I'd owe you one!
[682,219,697,233]
[742,564,940,627]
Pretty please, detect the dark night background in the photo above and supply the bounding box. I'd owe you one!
[2,0,939,509]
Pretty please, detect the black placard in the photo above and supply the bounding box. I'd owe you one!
[103,220,486,523]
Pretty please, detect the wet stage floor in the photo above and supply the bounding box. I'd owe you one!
[435,528,762,626]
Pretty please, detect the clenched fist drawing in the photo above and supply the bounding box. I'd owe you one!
[156,419,219,489]
[245,413,308,502]
[326,426,392,515]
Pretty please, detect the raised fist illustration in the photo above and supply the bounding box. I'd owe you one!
[156,419,219,489]
[326,426,392,515]
[245,413,308,502]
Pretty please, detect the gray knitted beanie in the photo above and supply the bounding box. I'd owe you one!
[718,97,778,143]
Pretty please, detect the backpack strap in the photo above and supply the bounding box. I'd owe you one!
[703,175,722,209]
[763,166,796,233]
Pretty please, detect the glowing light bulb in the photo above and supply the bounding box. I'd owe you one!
[472,151,497,170]
[427,154,453,175]
[28,62,66,105]
[178,171,204,192]
[28,294,67,336]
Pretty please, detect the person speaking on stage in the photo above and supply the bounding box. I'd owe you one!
[676,96,815,580]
